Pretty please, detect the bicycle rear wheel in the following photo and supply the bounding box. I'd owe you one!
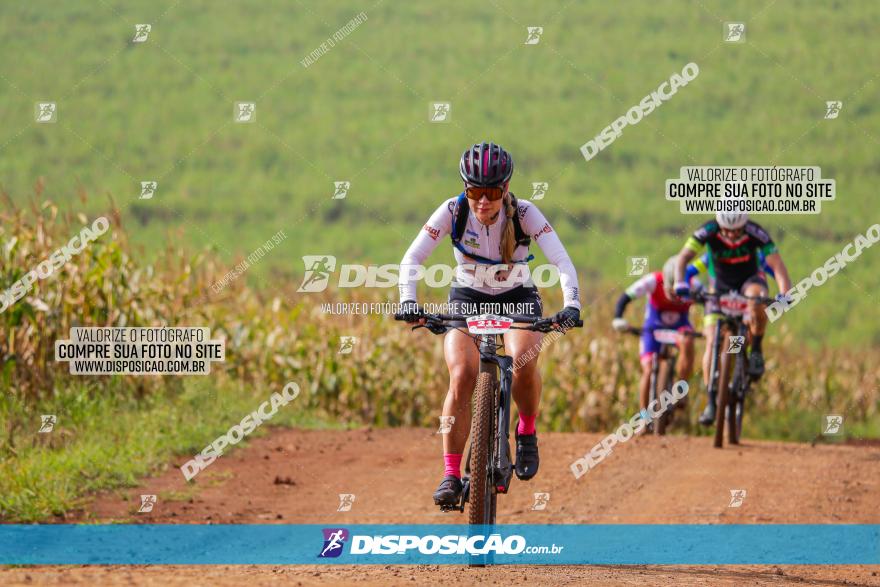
[468,371,497,526]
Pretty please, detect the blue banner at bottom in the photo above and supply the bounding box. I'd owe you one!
[1,524,877,565]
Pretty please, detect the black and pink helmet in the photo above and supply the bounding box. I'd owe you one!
[459,142,514,187]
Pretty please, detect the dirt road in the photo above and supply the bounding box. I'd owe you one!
[3,427,879,585]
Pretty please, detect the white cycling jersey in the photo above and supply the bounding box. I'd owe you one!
[399,197,581,309]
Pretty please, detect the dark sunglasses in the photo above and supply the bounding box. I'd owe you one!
[465,185,505,201]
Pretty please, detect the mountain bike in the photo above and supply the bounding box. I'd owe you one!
[394,309,582,527]
[622,327,703,435]
[693,291,775,448]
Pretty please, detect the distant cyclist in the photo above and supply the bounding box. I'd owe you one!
[397,142,581,507]
[673,211,792,425]
[613,256,699,413]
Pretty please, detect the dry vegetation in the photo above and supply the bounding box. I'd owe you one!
[1,195,877,438]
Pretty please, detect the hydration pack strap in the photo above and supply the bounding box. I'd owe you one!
[449,192,534,265]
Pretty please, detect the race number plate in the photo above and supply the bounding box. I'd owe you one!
[719,293,748,317]
[653,329,680,344]
[466,314,514,335]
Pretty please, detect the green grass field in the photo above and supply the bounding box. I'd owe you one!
[0,377,337,521]
[1,1,878,345]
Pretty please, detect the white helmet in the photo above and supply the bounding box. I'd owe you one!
[716,211,748,230]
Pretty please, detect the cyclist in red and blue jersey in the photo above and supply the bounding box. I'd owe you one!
[673,211,792,425]
[613,256,700,412]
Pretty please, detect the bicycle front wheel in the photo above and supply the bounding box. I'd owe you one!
[728,354,745,445]
[469,371,497,526]
[709,323,726,448]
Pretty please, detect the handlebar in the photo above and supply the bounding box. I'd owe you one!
[621,326,704,338]
[690,290,776,305]
[394,308,583,333]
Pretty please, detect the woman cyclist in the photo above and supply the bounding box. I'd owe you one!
[398,142,581,508]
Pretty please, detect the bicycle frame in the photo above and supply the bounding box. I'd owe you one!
[394,309,582,525]
[698,291,773,448]
[461,332,515,519]
[707,314,746,446]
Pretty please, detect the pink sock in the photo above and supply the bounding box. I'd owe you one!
[517,413,537,435]
[444,453,463,479]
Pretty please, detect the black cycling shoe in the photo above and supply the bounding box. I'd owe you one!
[748,351,765,379]
[515,431,539,481]
[432,475,463,507]
[698,390,716,426]
[698,404,716,426]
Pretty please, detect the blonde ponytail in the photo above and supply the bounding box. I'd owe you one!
[500,192,517,265]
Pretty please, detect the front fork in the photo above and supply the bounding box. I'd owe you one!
[707,319,724,407]
[734,321,750,396]
[482,334,514,494]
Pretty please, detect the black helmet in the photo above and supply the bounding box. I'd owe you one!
[459,142,514,187]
